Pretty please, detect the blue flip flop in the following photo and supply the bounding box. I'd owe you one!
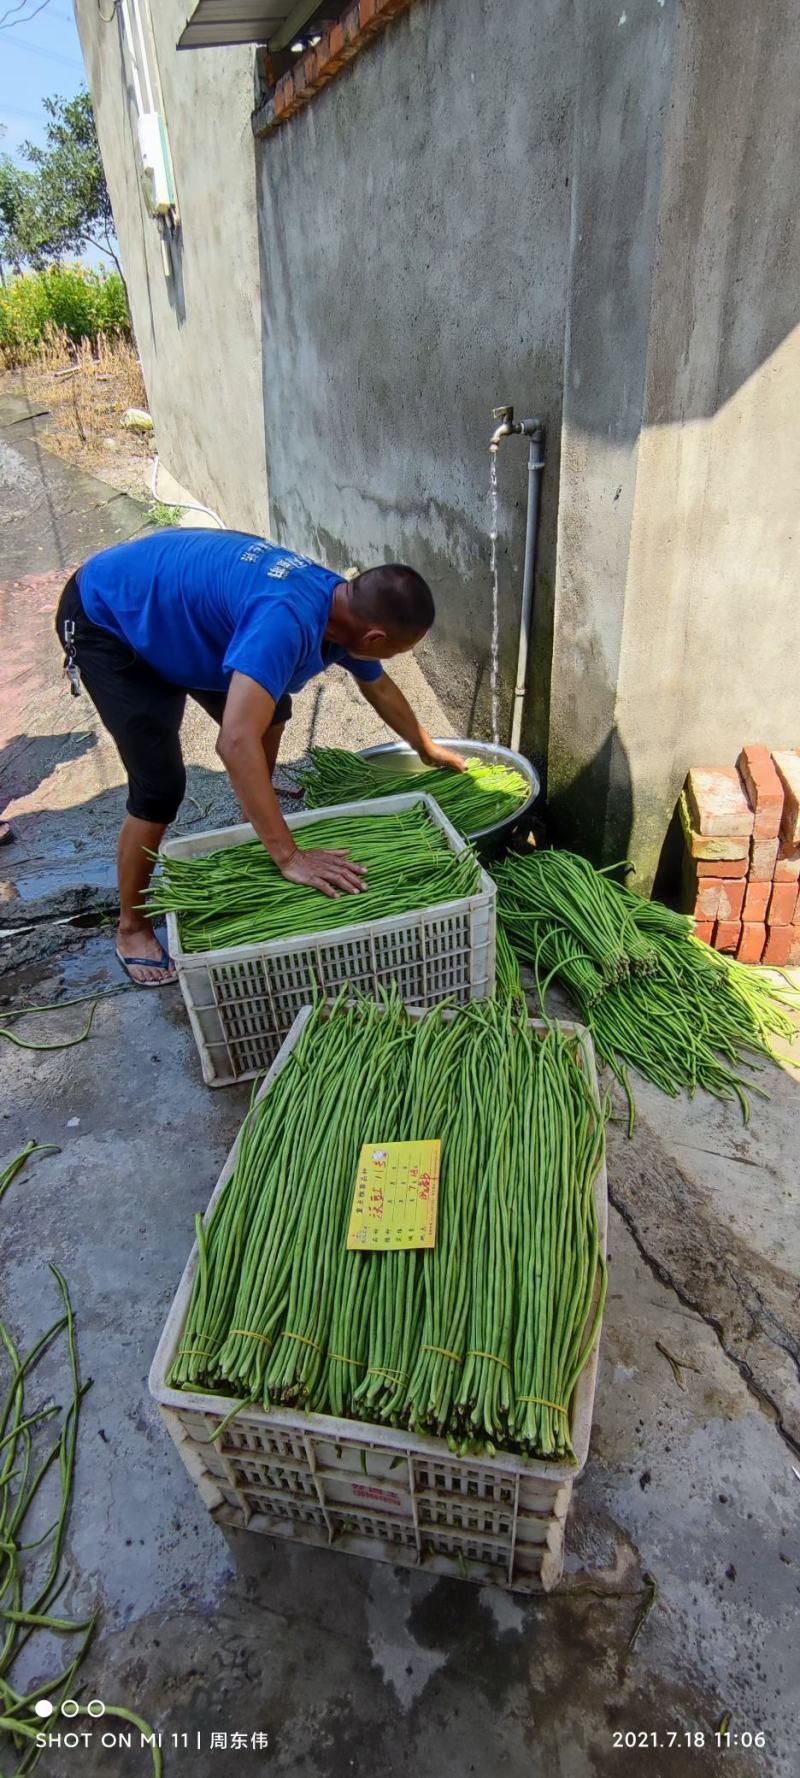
[115,938,177,988]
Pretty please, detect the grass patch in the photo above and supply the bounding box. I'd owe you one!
[149,498,184,527]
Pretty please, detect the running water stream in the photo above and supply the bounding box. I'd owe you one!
[488,446,500,746]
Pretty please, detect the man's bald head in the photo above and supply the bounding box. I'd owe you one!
[335,564,435,660]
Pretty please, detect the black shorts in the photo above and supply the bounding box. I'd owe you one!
[55,574,292,825]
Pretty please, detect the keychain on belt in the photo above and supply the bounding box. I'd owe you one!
[62,619,82,697]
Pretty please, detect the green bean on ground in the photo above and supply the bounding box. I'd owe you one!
[170,997,608,1463]
[0,1276,161,1775]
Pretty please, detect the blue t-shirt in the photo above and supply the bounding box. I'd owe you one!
[77,529,384,698]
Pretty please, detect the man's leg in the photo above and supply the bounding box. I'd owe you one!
[116,816,174,984]
[56,577,184,985]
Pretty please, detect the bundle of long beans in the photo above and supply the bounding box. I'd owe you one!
[496,850,799,1131]
[170,997,607,1462]
[297,746,530,837]
[145,805,481,954]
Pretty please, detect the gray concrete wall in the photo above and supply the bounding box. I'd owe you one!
[73,0,269,533]
[617,0,800,882]
[255,0,575,759]
[549,0,800,878]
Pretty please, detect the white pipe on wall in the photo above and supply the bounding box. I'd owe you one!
[118,0,146,117]
[129,0,158,114]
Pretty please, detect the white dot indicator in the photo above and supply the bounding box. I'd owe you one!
[34,1701,54,1719]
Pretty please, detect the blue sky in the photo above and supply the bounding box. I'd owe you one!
[0,1,87,164]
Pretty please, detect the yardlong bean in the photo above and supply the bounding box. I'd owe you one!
[297,747,530,838]
[170,997,608,1462]
[145,806,482,954]
[496,849,799,1130]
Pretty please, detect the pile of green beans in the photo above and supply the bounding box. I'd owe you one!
[170,997,608,1462]
[297,746,530,837]
[145,805,481,955]
[498,851,658,984]
[497,850,799,1131]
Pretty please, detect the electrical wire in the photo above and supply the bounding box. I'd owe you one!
[0,0,54,31]
[150,454,224,528]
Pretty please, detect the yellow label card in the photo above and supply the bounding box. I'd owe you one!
[346,1140,441,1251]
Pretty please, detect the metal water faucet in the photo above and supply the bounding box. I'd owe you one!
[490,404,542,449]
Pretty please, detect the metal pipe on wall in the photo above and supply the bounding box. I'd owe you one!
[510,424,545,754]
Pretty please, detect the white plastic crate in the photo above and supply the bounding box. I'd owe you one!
[162,793,496,1087]
[149,1007,608,1593]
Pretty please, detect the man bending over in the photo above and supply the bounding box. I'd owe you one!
[56,529,463,984]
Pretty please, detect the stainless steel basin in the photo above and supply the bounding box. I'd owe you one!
[357,738,540,843]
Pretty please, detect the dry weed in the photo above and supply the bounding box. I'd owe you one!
[1,331,153,499]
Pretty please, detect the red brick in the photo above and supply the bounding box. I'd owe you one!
[763,926,792,967]
[788,931,800,966]
[693,921,714,944]
[685,767,754,837]
[359,0,380,28]
[678,795,749,861]
[301,48,321,91]
[768,881,797,925]
[714,920,742,953]
[694,879,723,922]
[292,60,308,99]
[743,879,770,921]
[736,745,784,839]
[313,47,338,88]
[342,6,362,52]
[749,836,780,881]
[736,922,766,964]
[772,751,800,843]
[717,878,746,922]
[696,855,751,878]
[774,840,800,883]
[273,74,294,116]
[325,21,347,66]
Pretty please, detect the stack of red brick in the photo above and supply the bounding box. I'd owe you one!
[680,748,800,965]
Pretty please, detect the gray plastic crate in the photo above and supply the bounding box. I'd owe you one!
[149,1007,607,1593]
[162,793,496,1086]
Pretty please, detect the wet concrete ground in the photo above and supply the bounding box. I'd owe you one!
[1,421,799,1777]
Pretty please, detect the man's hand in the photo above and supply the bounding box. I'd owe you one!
[280,847,366,899]
[419,741,467,773]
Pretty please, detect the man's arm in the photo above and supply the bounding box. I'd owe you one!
[355,673,466,771]
[217,673,365,897]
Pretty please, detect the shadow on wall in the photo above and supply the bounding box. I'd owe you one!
[547,726,633,872]
[165,225,187,328]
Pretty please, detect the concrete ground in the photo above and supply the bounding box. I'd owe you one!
[1,423,799,1778]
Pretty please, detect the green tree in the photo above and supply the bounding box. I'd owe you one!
[15,91,122,276]
[0,129,35,282]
